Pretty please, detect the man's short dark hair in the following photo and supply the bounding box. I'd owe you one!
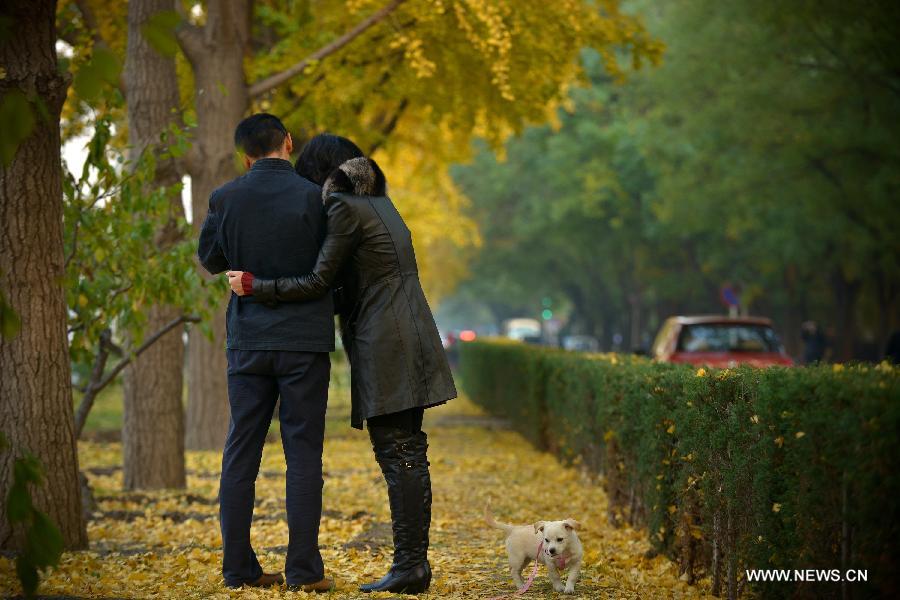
[234,113,288,158]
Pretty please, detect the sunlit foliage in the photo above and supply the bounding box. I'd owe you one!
[63,115,221,378]
[451,0,899,356]
[55,0,661,302]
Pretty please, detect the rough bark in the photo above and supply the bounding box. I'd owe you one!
[122,307,186,491]
[121,0,187,489]
[185,299,230,450]
[180,0,252,450]
[0,0,88,550]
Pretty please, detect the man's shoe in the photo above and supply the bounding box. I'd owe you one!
[286,577,335,593]
[244,572,285,587]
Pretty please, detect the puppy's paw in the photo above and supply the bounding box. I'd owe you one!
[564,585,576,594]
[552,582,565,593]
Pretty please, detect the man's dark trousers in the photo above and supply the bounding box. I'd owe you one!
[220,349,330,587]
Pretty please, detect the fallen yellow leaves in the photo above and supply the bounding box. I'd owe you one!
[0,393,716,599]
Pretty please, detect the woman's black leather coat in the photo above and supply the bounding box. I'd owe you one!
[251,157,456,428]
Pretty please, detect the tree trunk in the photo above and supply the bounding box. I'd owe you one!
[186,304,229,450]
[874,269,898,360]
[0,0,87,549]
[182,0,251,450]
[780,265,804,359]
[600,310,616,352]
[831,269,861,362]
[628,288,642,351]
[122,307,186,489]
[120,0,187,490]
[563,283,597,337]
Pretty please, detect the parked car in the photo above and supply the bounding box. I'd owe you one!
[503,318,542,342]
[562,335,600,353]
[651,316,793,368]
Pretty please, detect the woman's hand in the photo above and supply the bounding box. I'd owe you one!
[226,271,246,296]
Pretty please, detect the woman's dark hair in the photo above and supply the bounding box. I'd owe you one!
[294,133,365,185]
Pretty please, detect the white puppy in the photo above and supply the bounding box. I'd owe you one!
[486,506,583,594]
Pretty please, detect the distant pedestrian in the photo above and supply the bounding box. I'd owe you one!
[801,321,827,364]
[445,331,459,368]
[885,331,900,364]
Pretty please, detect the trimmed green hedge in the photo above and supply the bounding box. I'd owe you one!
[459,340,900,598]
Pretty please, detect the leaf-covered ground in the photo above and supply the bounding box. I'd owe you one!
[1,370,715,599]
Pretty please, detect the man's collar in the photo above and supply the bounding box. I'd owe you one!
[250,157,294,172]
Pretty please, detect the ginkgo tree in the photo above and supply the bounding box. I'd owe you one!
[1,0,88,552]
[451,0,900,361]
[58,0,662,478]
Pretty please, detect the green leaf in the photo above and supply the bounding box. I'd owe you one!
[24,511,64,569]
[13,454,44,486]
[4,450,62,596]
[0,15,13,46]
[73,65,101,101]
[0,90,36,166]
[141,10,182,57]
[1,290,21,339]
[91,48,121,86]
[15,557,38,598]
[73,48,121,102]
[183,110,198,127]
[6,481,32,524]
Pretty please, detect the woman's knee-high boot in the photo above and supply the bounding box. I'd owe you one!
[415,432,432,569]
[359,427,431,594]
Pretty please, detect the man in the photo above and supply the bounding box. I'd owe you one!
[801,321,827,364]
[198,113,334,592]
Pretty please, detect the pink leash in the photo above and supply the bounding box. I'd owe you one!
[487,541,543,599]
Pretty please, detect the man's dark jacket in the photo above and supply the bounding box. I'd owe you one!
[197,158,334,352]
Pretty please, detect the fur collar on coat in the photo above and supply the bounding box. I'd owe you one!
[322,157,387,200]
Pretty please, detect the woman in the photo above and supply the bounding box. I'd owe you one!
[226,134,456,594]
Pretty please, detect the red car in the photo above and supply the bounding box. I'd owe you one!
[651,316,793,368]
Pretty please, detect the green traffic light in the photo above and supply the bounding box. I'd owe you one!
[542,309,553,320]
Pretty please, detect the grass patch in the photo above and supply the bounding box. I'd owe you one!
[74,382,127,433]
